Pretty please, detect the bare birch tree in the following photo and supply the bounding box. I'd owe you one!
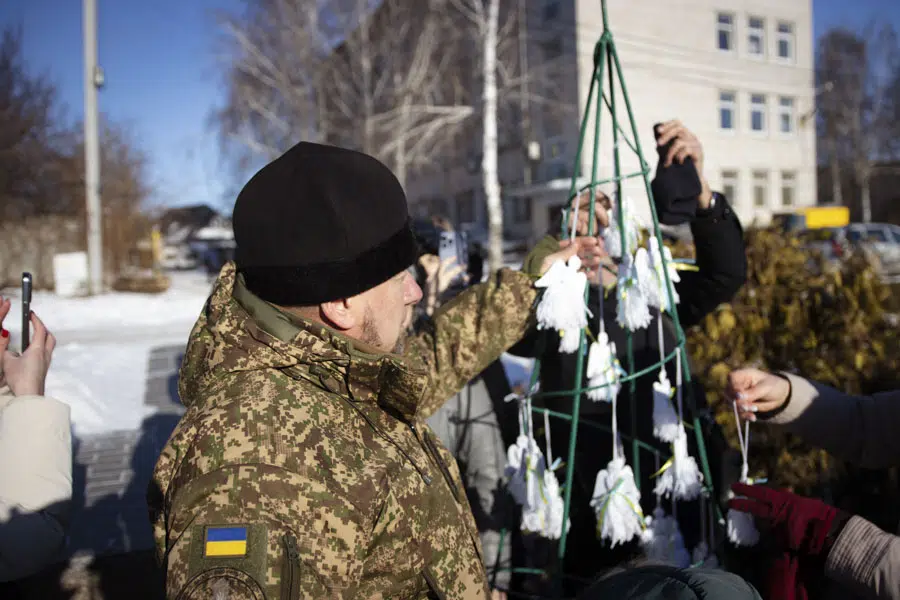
[817,24,900,222]
[214,0,472,189]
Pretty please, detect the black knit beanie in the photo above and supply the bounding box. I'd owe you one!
[232,141,418,305]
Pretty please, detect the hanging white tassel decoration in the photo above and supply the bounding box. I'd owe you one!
[602,195,641,259]
[535,256,591,354]
[654,427,703,501]
[590,378,644,547]
[616,253,652,331]
[641,506,691,568]
[591,456,645,547]
[644,236,681,312]
[586,331,624,402]
[652,368,680,443]
[654,349,702,500]
[504,391,570,540]
[727,403,760,547]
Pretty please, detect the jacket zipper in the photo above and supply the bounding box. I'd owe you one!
[423,569,447,600]
[411,423,461,502]
[281,534,301,600]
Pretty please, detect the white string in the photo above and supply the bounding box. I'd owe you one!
[611,386,619,461]
[675,346,684,420]
[732,401,751,481]
[657,311,665,366]
[544,410,553,466]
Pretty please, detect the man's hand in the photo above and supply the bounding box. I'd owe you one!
[655,120,713,209]
[726,368,791,422]
[491,589,507,600]
[539,237,603,280]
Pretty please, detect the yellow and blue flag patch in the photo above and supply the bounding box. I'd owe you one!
[204,526,248,558]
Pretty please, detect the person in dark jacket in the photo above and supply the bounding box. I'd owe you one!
[509,120,747,594]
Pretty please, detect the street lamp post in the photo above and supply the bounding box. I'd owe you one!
[83,0,104,295]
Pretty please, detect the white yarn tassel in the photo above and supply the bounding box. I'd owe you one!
[586,332,623,402]
[727,404,760,546]
[535,256,591,354]
[645,237,681,312]
[727,506,760,547]
[652,368,680,443]
[602,195,641,259]
[641,506,690,567]
[654,427,703,501]
[504,392,569,540]
[616,253,652,331]
[591,457,644,547]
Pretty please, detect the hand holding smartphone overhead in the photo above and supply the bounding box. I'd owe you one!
[21,272,32,352]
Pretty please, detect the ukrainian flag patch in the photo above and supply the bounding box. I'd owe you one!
[204,526,248,557]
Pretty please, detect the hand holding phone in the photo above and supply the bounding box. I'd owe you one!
[21,272,32,352]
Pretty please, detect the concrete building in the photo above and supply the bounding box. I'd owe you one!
[405,0,817,244]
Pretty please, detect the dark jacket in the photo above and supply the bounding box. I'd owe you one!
[578,564,762,600]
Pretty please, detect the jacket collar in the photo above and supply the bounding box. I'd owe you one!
[231,271,429,422]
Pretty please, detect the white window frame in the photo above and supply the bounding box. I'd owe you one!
[747,16,766,59]
[717,12,735,53]
[778,96,796,135]
[719,90,737,132]
[776,21,795,62]
[721,170,739,206]
[752,170,769,208]
[781,171,796,207]
[750,93,768,134]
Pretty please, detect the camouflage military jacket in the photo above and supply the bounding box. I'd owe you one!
[149,262,537,599]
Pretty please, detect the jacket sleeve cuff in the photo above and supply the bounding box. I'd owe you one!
[760,373,816,425]
[825,515,898,594]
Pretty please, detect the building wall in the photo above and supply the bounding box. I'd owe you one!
[406,0,817,234]
[572,0,817,227]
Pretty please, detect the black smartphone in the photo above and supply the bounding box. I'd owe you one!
[21,272,32,352]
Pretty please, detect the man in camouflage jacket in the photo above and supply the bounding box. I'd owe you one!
[149,142,602,599]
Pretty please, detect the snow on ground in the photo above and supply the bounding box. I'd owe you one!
[1,271,212,436]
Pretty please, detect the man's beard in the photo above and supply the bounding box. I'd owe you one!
[362,306,405,354]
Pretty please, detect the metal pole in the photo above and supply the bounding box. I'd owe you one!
[83,0,103,295]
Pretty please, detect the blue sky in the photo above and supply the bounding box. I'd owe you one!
[2,0,899,212]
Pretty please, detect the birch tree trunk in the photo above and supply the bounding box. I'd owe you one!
[482,0,503,272]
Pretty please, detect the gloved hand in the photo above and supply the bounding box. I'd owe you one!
[729,483,849,558]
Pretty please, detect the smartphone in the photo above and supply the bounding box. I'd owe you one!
[438,231,469,286]
[21,272,32,352]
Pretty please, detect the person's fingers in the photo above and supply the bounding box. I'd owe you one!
[656,122,685,148]
[29,312,47,350]
[46,331,57,360]
[665,139,690,167]
[674,145,692,165]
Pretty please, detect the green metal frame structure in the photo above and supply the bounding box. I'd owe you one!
[497,2,721,595]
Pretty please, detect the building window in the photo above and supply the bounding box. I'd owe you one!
[719,91,737,130]
[717,13,735,52]
[776,22,795,61]
[750,93,767,133]
[456,190,476,224]
[721,170,739,204]
[753,171,769,207]
[748,16,766,57]
[781,171,796,207]
[778,97,795,134]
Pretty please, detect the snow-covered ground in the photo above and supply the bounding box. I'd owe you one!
[0,270,535,436]
[1,272,212,436]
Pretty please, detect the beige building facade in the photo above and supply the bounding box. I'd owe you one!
[406,0,817,243]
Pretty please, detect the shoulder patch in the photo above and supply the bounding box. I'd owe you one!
[187,523,268,591]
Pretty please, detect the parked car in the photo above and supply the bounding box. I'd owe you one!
[842,223,900,282]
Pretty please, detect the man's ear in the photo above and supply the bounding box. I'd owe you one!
[320,298,357,331]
